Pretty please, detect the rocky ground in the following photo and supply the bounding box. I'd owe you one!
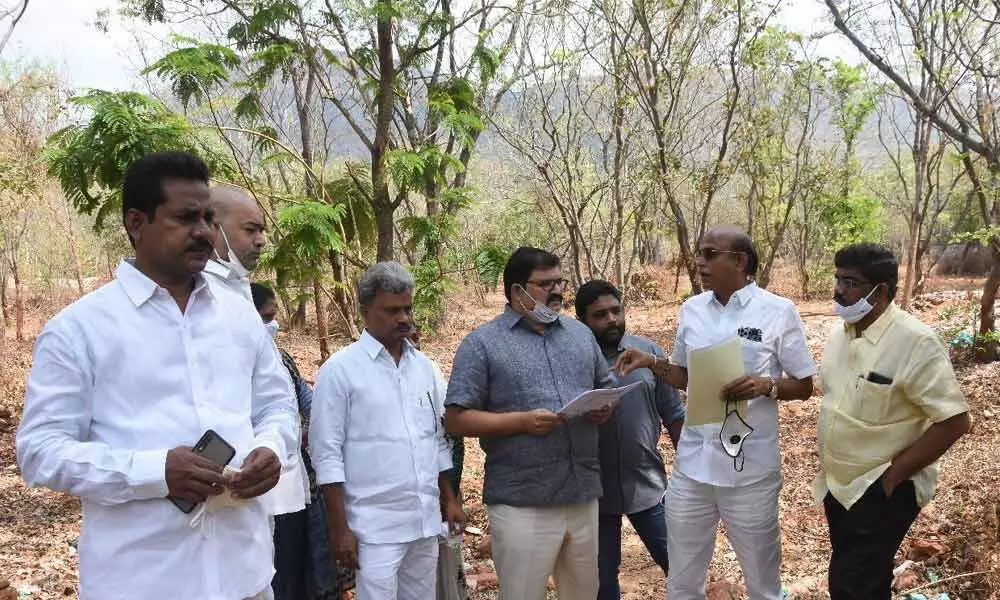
[0,273,996,599]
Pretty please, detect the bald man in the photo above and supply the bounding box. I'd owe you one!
[205,185,312,600]
[616,226,816,600]
[205,184,267,300]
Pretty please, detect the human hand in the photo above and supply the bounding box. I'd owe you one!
[165,447,226,503]
[585,401,617,424]
[230,447,281,499]
[720,376,770,402]
[332,527,359,570]
[441,498,467,536]
[613,348,654,376]
[520,409,564,436]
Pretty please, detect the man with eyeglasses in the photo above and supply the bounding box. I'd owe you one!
[817,243,970,600]
[616,225,815,600]
[445,247,616,600]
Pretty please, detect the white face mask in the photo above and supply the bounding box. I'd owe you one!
[834,284,880,324]
[513,284,559,324]
[215,226,250,279]
[720,400,753,472]
[264,320,280,339]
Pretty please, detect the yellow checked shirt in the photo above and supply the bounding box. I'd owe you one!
[814,304,969,510]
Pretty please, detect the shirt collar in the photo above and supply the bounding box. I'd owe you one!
[358,329,414,361]
[848,302,898,344]
[709,281,758,309]
[500,304,564,329]
[116,259,213,308]
[204,258,242,281]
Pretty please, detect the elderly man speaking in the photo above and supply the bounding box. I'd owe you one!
[310,262,464,599]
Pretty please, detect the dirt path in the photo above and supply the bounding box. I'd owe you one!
[0,285,996,599]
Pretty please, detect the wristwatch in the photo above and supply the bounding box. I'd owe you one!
[767,376,779,400]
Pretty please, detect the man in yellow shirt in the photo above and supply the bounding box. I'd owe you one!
[817,243,971,600]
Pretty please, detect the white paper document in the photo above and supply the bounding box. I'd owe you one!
[557,381,643,417]
[686,336,747,426]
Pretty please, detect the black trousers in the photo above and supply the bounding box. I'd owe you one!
[824,478,920,600]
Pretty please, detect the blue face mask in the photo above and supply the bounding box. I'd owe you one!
[513,284,559,324]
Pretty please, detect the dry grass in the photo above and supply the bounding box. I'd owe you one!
[0,272,997,599]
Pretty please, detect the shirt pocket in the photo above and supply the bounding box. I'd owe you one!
[410,390,440,438]
[852,378,895,423]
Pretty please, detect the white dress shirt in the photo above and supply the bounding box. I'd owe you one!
[670,282,817,487]
[16,261,298,600]
[204,258,310,516]
[310,330,452,545]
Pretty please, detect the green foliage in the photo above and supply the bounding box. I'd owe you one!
[829,60,879,151]
[263,200,346,287]
[820,193,885,250]
[473,242,511,292]
[323,165,377,253]
[937,292,1000,353]
[409,257,455,331]
[143,38,240,110]
[43,90,230,228]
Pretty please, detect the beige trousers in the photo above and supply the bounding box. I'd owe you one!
[488,500,599,600]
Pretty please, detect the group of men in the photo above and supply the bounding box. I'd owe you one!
[14,150,972,600]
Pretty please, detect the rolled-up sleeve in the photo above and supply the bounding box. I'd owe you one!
[445,334,489,410]
[16,322,169,505]
[250,335,299,466]
[902,335,969,423]
[309,362,349,485]
[670,304,690,368]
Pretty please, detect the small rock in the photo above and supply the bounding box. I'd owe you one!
[907,539,948,561]
[894,571,920,591]
[0,581,9,591]
[0,588,13,600]
[0,407,11,419]
[707,580,746,600]
[473,535,491,559]
[62,587,73,596]
[473,572,498,591]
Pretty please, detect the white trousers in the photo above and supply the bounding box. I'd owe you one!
[488,500,599,600]
[356,536,439,600]
[666,471,783,600]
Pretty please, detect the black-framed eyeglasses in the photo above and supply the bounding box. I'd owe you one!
[526,278,570,292]
[697,248,744,261]
[833,276,872,291]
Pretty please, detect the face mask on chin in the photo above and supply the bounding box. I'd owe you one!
[513,284,559,324]
[264,320,279,339]
[834,284,881,324]
[215,227,250,279]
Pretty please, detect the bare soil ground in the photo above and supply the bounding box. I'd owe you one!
[1,271,997,599]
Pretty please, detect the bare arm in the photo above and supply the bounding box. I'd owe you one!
[321,483,358,570]
[445,405,562,437]
[615,348,688,389]
[882,412,971,496]
[666,419,683,448]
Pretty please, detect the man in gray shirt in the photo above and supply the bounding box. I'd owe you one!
[576,280,684,600]
[445,247,615,600]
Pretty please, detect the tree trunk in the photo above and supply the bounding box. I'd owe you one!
[313,277,330,361]
[291,298,307,330]
[13,257,24,342]
[901,219,922,310]
[371,0,396,263]
[977,245,1000,362]
[0,268,8,327]
[328,250,360,339]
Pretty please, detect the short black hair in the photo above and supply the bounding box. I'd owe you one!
[121,151,210,227]
[502,246,560,301]
[575,279,622,318]
[834,243,899,300]
[729,234,759,278]
[250,282,276,311]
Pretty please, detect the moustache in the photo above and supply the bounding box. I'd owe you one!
[186,242,213,254]
[833,294,847,305]
[546,293,563,305]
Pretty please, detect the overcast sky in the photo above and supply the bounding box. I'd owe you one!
[4,0,860,92]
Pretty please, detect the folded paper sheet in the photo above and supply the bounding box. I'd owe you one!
[686,337,747,426]
[557,381,643,417]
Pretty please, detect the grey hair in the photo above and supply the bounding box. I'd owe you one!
[358,261,415,306]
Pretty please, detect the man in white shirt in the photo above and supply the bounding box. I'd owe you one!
[616,225,816,600]
[205,184,311,600]
[310,262,465,600]
[16,151,298,600]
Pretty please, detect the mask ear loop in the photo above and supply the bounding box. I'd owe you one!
[721,397,753,472]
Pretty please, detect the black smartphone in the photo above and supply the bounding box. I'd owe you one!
[169,429,237,514]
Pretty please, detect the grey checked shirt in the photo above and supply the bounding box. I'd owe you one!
[599,335,685,515]
[445,306,614,506]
